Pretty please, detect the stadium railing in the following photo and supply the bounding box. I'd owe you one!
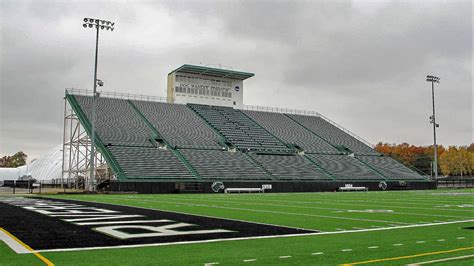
[243,104,374,148]
[67,88,168,103]
[67,89,374,149]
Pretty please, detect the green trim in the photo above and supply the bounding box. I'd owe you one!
[65,92,126,180]
[284,114,343,154]
[353,156,389,181]
[240,110,294,152]
[186,104,230,148]
[356,155,428,181]
[303,155,337,181]
[169,64,254,80]
[242,153,275,180]
[127,100,202,179]
[113,178,433,183]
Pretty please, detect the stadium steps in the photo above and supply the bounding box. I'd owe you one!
[188,104,292,152]
[248,153,333,180]
[353,155,389,181]
[186,104,232,148]
[306,154,383,181]
[127,100,202,179]
[179,149,271,180]
[65,93,126,179]
[244,110,340,154]
[239,110,295,152]
[287,114,379,156]
[356,155,426,181]
[283,114,343,154]
[132,100,224,150]
[242,153,276,180]
[302,155,337,181]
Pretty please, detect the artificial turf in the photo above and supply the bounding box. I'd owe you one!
[1,189,473,265]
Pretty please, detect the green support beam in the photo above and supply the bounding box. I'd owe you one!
[65,92,126,180]
[127,100,202,179]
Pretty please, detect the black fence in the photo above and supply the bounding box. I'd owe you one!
[1,179,82,194]
[437,177,474,189]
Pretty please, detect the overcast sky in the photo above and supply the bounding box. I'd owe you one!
[0,0,472,161]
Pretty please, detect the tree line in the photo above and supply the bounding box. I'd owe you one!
[374,143,474,177]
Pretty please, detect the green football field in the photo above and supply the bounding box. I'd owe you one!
[1,189,473,265]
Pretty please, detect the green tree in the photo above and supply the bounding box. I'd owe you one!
[0,151,27,168]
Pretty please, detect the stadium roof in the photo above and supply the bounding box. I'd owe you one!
[169,64,254,80]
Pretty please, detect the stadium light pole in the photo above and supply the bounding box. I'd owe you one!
[83,18,115,191]
[426,75,440,180]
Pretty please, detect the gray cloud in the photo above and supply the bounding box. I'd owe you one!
[0,0,472,161]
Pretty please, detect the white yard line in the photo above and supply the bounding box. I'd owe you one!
[181,195,474,214]
[406,254,474,265]
[84,196,412,225]
[24,197,473,254]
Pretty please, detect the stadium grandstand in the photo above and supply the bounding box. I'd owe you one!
[61,64,434,193]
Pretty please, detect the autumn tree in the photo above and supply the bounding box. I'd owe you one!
[439,146,473,177]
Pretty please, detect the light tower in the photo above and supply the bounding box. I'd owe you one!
[426,75,440,180]
[83,18,115,191]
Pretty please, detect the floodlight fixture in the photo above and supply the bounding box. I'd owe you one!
[426,75,440,83]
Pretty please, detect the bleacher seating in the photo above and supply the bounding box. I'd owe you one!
[244,110,340,154]
[288,114,378,155]
[356,155,424,180]
[132,100,223,149]
[108,146,194,179]
[179,150,270,179]
[189,104,291,152]
[68,93,426,184]
[307,154,381,180]
[249,153,332,180]
[75,95,154,147]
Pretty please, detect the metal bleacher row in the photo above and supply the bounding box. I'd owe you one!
[70,94,425,181]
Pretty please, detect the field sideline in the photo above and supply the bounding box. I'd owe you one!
[1,189,473,265]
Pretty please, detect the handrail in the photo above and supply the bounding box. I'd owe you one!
[67,88,168,103]
[243,104,374,148]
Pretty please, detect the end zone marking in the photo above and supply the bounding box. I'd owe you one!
[0,228,54,266]
[343,246,474,265]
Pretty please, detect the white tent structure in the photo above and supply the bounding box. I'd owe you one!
[0,145,64,182]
